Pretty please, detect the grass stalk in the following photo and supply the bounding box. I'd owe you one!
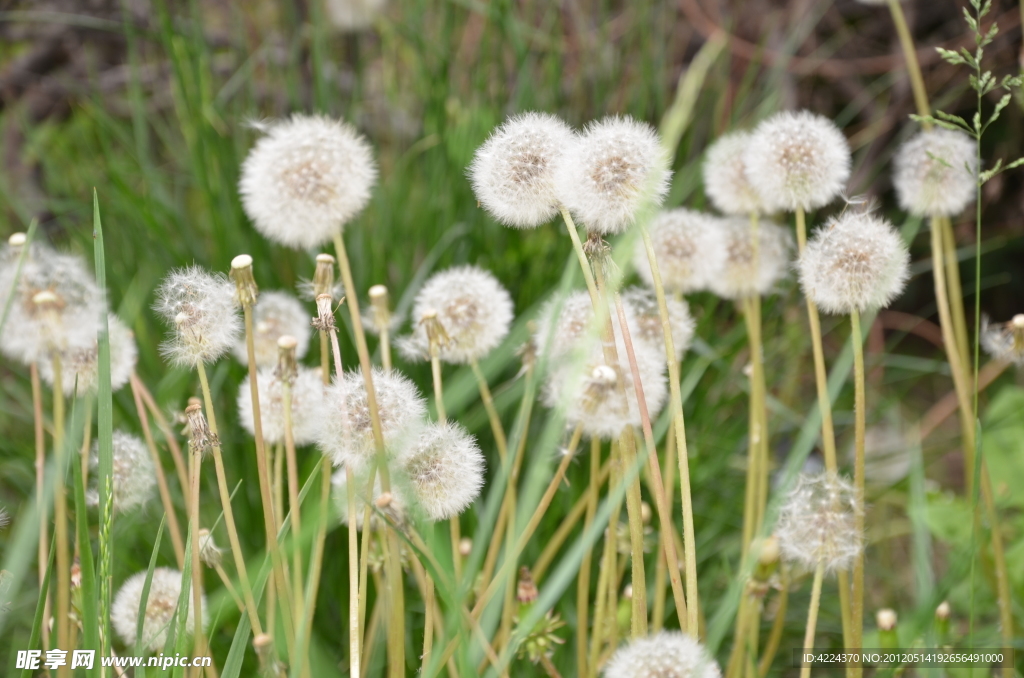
[296,458,333,678]
[534,457,612,580]
[938,217,970,370]
[618,431,648,637]
[850,309,866,663]
[51,356,70,678]
[758,583,789,677]
[799,563,826,678]
[590,442,625,673]
[887,0,931,122]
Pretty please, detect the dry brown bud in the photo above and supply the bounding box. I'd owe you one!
[185,403,217,454]
[516,566,538,604]
[230,254,259,308]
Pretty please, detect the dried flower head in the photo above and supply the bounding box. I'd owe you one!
[981,314,1024,365]
[798,212,910,314]
[332,468,406,529]
[633,208,727,294]
[231,291,310,368]
[621,286,695,361]
[775,472,863,573]
[197,529,225,568]
[325,0,386,32]
[155,267,241,366]
[555,116,672,235]
[319,368,426,471]
[703,130,763,215]
[397,265,514,364]
[87,431,156,515]
[399,421,485,521]
[112,567,207,652]
[239,114,377,249]
[603,631,721,678]
[238,366,326,446]
[893,128,976,217]
[469,112,575,228]
[744,110,851,212]
[38,313,137,396]
[707,218,793,300]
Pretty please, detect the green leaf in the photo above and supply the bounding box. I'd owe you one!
[981,386,1024,509]
[134,517,166,678]
[70,403,101,677]
[0,219,38,338]
[932,110,972,131]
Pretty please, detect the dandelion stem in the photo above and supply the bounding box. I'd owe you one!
[320,329,331,385]
[590,442,624,673]
[51,355,71,678]
[938,218,970,367]
[133,373,190,502]
[799,563,826,678]
[188,446,206,656]
[887,0,931,124]
[30,362,51,651]
[297,458,334,678]
[281,377,306,631]
[758,581,789,677]
[850,309,867,664]
[341,466,362,675]
[213,563,244,612]
[577,437,601,677]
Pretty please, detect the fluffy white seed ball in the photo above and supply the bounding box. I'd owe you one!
[798,212,910,314]
[154,267,241,366]
[325,0,386,32]
[703,130,763,215]
[39,313,137,396]
[744,110,851,212]
[397,265,514,364]
[469,112,575,228]
[232,291,311,368]
[633,208,727,294]
[776,472,863,573]
[332,468,406,530]
[981,314,1024,366]
[603,631,721,678]
[238,366,326,445]
[707,217,793,300]
[556,116,671,235]
[87,431,156,515]
[112,567,207,652]
[239,115,377,249]
[893,128,976,217]
[621,286,695,361]
[399,421,485,521]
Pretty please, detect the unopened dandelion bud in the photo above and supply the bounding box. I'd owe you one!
[603,631,722,678]
[276,335,298,384]
[640,501,652,524]
[935,601,951,642]
[459,537,473,557]
[197,528,225,568]
[230,254,259,309]
[419,308,450,355]
[400,421,484,521]
[313,253,337,299]
[185,403,217,454]
[368,284,391,332]
[752,535,780,585]
[312,293,336,332]
[981,314,1024,365]
[935,600,950,620]
[894,128,976,217]
[877,608,898,649]
[376,492,393,509]
[7,232,26,247]
[112,567,207,652]
[517,567,538,604]
[776,472,863,573]
[622,584,633,600]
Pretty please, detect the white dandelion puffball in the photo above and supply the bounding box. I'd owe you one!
[555,116,671,235]
[776,472,863,573]
[633,208,727,294]
[708,217,793,300]
[703,130,763,215]
[154,267,241,366]
[469,112,575,228]
[397,265,514,364]
[239,114,377,249]
[325,0,386,32]
[981,314,1024,366]
[39,313,137,396]
[621,286,695,361]
[744,110,851,213]
[603,631,721,678]
[238,366,326,446]
[87,431,156,514]
[847,424,913,486]
[798,212,910,315]
[319,368,426,471]
[332,468,406,530]
[893,128,977,217]
[232,291,311,368]
[399,421,485,521]
[533,291,599,360]
[112,567,207,652]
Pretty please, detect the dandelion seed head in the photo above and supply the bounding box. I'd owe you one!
[239,114,377,249]
[744,110,851,212]
[776,472,863,573]
[238,366,326,446]
[112,567,207,652]
[332,468,406,530]
[231,291,310,368]
[37,313,136,396]
[707,218,793,300]
[798,212,910,314]
[155,267,241,366]
[981,314,1024,365]
[633,208,727,294]
[325,0,387,32]
[703,131,763,215]
[894,129,976,217]
[86,431,155,515]
[603,631,721,678]
[621,286,695,361]
[534,291,599,360]
[399,421,485,521]
[556,116,671,235]
[469,112,575,229]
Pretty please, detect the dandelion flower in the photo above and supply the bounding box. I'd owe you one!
[744,110,851,212]
[798,212,910,314]
[893,128,977,217]
[319,368,426,471]
[332,468,406,529]
[469,112,575,228]
[776,471,863,573]
[154,267,241,366]
[232,291,310,368]
[621,286,695,361]
[86,431,156,514]
[39,314,137,396]
[603,631,721,678]
[112,567,207,652]
[708,218,793,300]
[399,421,484,521]
[981,314,1024,365]
[555,116,671,235]
[325,0,386,32]
[703,131,763,215]
[239,114,377,249]
[238,366,326,445]
[633,208,727,294]
[397,265,514,363]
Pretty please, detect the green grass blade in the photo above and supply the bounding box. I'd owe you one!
[19,532,56,678]
[133,516,166,678]
[70,399,101,676]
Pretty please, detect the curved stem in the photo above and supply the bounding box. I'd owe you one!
[799,563,826,678]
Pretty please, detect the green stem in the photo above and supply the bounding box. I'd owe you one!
[850,309,866,671]
[758,582,789,677]
[282,378,305,627]
[887,0,932,122]
[577,438,601,676]
[799,563,826,678]
[52,355,70,678]
[31,362,50,651]
[346,466,362,677]
[618,432,648,637]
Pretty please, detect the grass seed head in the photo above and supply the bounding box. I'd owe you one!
[703,130,763,215]
[776,471,864,573]
[231,290,310,368]
[894,128,976,218]
[707,217,793,300]
[603,630,721,678]
[633,208,727,294]
[399,421,485,521]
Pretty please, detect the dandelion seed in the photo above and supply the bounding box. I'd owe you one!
[603,631,721,678]
[894,128,976,218]
[744,110,851,213]
[112,567,207,652]
[86,431,156,515]
[981,314,1024,365]
[707,217,793,300]
[469,112,576,229]
[238,366,326,446]
[703,130,763,215]
[154,267,241,367]
[332,467,406,529]
[621,286,695,361]
[239,114,377,249]
[555,116,672,235]
[399,421,485,521]
[775,471,863,573]
[231,291,310,368]
[397,265,514,363]
[798,212,910,314]
[633,208,727,294]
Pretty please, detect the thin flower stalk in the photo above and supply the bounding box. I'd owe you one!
[799,563,826,678]
[132,373,190,501]
[886,0,931,123]
[184,406,207,658]
[51,355,71,678]
[758,580,789,677]
[30,361,51,650]
[589,440,624,672]
[280,345,306,631]
[296,459,334,678]
[650,419,677,632]
[532,458,611,580]
[939,218,970,367]
[576,437,601,676]
[850,309,867,659]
